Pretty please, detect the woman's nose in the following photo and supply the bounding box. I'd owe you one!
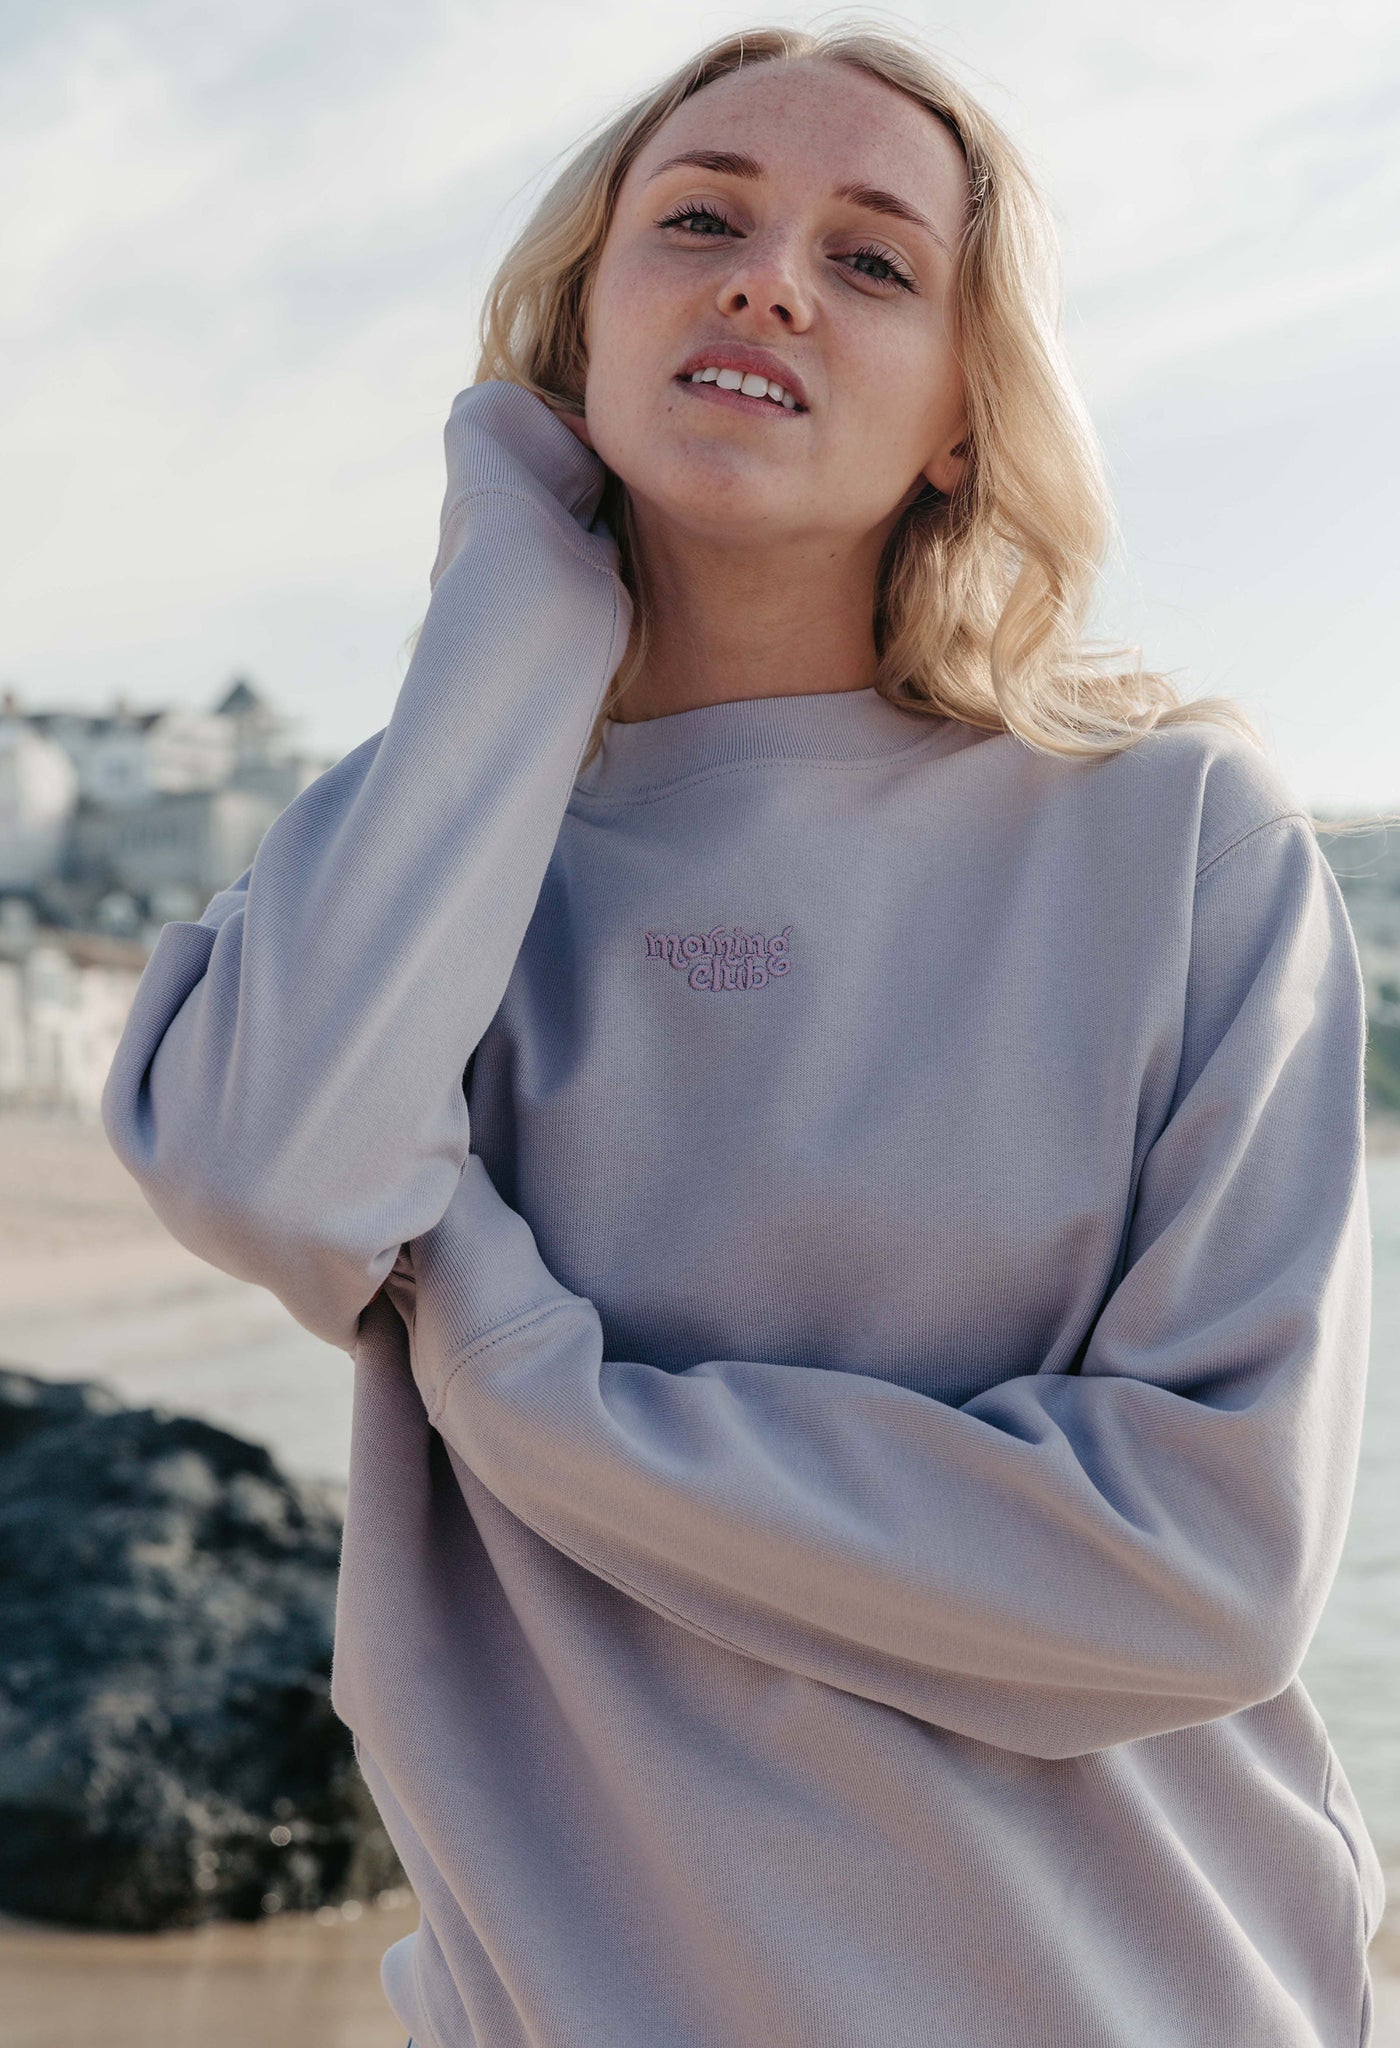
[714,234,814,329]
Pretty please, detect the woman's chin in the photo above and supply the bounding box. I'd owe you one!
[620,452,819,547]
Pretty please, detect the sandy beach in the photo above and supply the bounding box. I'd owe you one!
[0,1900,1393,2045]
[0,1897,420,2048]
[2,1103,1398,2044]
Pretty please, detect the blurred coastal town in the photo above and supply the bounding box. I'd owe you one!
[0,681,337,1122]
[1,679,1398,1124]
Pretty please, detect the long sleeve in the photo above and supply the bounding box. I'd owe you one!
[408,811,1373,1760]
[100,380,633,1356]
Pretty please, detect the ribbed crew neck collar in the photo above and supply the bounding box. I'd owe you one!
[571,686,952,800]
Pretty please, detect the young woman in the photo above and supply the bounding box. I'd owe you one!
[103,22,1387,2048]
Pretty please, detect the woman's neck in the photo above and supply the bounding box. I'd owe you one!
[609,516,889,724]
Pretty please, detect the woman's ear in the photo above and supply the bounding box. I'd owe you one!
[922,431,969,499]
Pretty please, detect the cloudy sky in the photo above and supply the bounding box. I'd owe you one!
[2,0,1396,807]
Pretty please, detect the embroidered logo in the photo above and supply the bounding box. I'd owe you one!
[644,923,793,993]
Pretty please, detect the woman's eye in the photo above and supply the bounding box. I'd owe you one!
[656,203,734,237]
[654,204,916,292]
[846,244,917,292]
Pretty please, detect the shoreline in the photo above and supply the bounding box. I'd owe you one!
[0,1897,420,2048]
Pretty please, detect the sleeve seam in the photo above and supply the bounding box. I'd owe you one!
[1319,1744,1375,1943]
[426,1306,782,1667]
[428,1296,585,1423]
[504,1508,779,1667]
[439,485,616,578]
[1194,810,1309,884]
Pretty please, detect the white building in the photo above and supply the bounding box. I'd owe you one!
[0,676,333,1120]
[0,931,146,1121]
[0,724,78,890]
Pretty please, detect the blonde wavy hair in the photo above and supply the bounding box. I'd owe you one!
[407,15,1391,838]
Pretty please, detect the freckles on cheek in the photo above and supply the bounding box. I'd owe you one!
[605,255,686,363]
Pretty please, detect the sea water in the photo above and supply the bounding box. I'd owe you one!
[1300,1151,1400,1879]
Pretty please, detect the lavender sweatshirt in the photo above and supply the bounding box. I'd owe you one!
[101,379,1386,2048]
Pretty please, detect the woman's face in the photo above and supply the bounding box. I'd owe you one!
[582,57,971,551]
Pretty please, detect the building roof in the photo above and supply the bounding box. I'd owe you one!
[214,677,271,718]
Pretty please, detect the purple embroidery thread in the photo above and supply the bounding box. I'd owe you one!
[644,924,792,993]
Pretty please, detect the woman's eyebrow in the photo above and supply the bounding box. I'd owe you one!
[643,148,948,252]
[644,147,768,185]
[838,180,948,253]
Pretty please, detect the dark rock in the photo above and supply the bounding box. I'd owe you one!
[0,1364,404,1931]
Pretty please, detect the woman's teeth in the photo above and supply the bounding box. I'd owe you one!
[688,366,798,410]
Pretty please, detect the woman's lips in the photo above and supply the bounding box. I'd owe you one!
[673,375,807,420]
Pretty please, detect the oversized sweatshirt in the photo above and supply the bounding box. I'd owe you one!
[101,378,1387,2048]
